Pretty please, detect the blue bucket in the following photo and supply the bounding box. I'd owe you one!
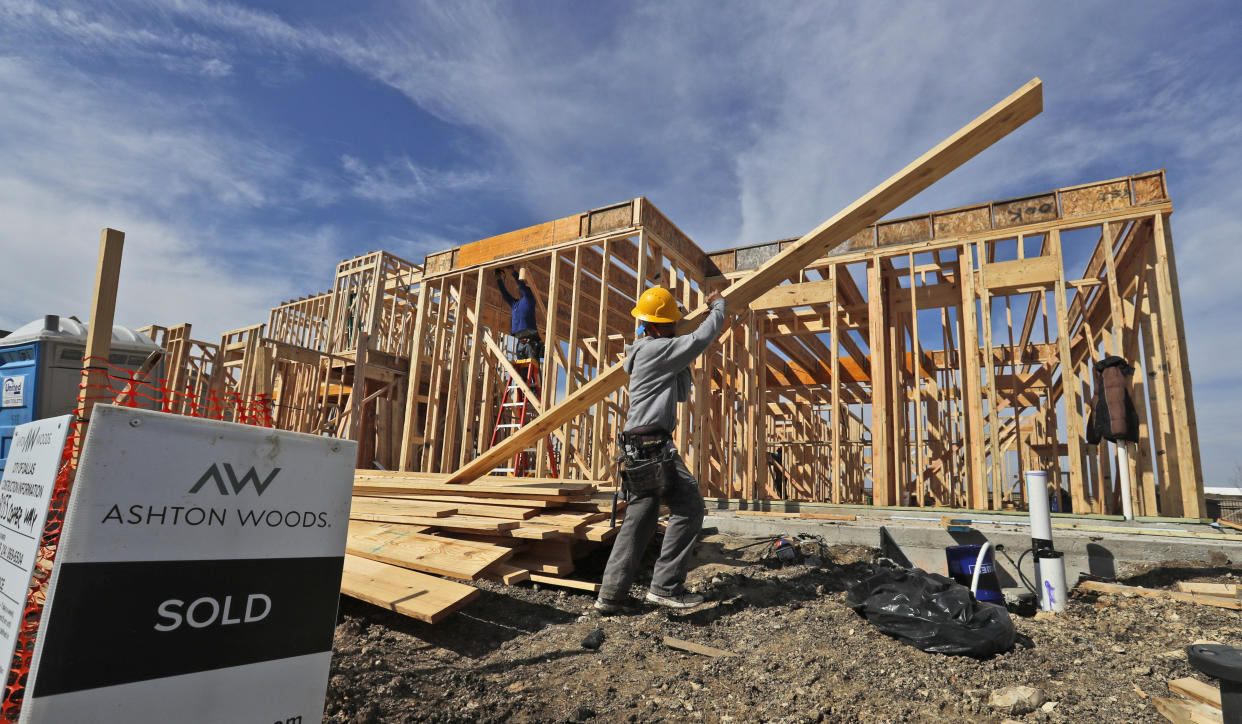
[945,544,1004,604]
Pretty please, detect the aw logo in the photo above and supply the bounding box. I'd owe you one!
[189,463,281,496]
[11,427,52,455]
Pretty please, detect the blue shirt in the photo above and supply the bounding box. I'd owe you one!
[497,278,538,334]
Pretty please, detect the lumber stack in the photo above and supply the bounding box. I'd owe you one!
[340,471,621,622]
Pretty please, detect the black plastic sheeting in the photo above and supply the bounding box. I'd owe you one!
[846,564,1016,658]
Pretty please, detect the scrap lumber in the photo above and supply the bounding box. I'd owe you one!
[1152,696,1223,724]
[1077,581,1242,610]
[446,78,1043,484]
[1174,582,1239,599]
[1168,678,1223,709]
[346,521,514,580]
[663,636,740,658]
[340,554,480,624]
[527,574,601,593]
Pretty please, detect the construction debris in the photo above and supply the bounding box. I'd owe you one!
[1078,580,1242,610]
[663,636,740,658]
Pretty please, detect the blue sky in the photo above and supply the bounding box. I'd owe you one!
[1,1,1240,485]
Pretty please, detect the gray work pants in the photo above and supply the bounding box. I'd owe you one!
[599,445,704,601]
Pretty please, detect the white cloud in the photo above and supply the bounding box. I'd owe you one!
[340,154,493,205]
[0,55,340,338]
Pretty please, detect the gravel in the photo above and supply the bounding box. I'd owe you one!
[324,534,1240,723]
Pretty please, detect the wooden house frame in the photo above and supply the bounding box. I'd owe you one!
[146,169,1204,518]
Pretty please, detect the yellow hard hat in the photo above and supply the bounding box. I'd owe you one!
[631,287,682,323]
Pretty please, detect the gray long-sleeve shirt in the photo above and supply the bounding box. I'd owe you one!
[622,299,727,434]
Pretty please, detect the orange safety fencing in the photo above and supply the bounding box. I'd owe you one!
[77,355,274,427]
[1,357,275,720]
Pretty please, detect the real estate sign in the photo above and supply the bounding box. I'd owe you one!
[0,415,72,688]
[21,405,356,724]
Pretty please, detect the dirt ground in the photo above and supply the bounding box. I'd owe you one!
[324,533,1241,723]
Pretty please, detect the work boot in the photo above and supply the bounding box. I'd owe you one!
[645,590,705,609]
[593,596,638,614]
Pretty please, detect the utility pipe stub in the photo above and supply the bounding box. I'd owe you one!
[1187,644,1242,683]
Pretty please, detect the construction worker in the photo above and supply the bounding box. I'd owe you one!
[595,286,728,612]
[495,266,543,361]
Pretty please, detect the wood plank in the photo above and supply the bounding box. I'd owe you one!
[579,524,620,542]
[749,280,836,310]
[350,511,521,534]
[663,636,740,658]
[481,561,530,585]
[447,78,1043,484]
[527,574,600,593]
[1218,518,1242,532]
[347,521,513,580]
[509,555,573,576]
[1168,678,1223,709]
[340,554,480,624]
[799,512,857,521]
[350,498,458,518]
[352,491,555,510]
[504,526,561,540]
[982,255,1059,293]
[1077,581,1242,610]
[1174,582,1238,599]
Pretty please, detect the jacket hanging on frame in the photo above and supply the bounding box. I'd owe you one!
[1086,355,1140,444]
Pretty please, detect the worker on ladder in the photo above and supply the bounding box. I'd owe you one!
[595,286,728,612]
[495,266,543,362]
[490,265,555,476]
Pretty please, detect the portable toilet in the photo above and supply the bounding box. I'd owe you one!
[0,315,163,472]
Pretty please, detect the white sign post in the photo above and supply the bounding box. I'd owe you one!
[21,405,356,724]
[0,415,72,687]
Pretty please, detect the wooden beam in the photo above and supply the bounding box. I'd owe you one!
[77,228,126,426]
[446,78,1043,483]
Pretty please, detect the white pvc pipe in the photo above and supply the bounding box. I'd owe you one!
[1116,441,1135,521]
[1025,471,1053,543]
[970,541,991,596]
[1037,552,1067,612]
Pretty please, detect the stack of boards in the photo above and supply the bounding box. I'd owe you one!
[341,471,622,623]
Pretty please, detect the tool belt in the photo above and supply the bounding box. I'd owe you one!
[616,427,675,498]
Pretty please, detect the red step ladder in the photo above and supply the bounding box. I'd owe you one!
[488,358,559,477]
